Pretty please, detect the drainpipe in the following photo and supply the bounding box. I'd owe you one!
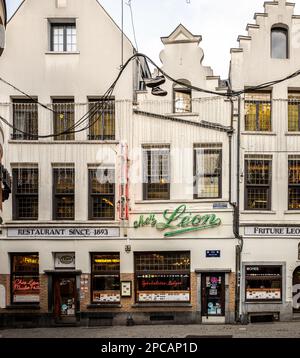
[227,84,243,323]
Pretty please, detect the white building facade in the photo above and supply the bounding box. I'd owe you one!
[230,0,300,322]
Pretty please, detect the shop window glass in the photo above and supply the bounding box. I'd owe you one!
[11,254,40,304]
[245,265,282,302]
[91,253,120,303]
[135,252,190,303]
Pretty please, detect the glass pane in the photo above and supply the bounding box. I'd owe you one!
[92,254,120,272]
[88,100,115,140]
[272,28,288,59]
[12,275,40,303]
[13,102,38,140]
[246,187,270,210]
[54,169,75,194]
[174,89,191,113]
[53,101,75,140]
[135,252,190,271]
[245,102,257,131]
[246,160,271,185]
[12,254,39,273]
[258,102,271,131]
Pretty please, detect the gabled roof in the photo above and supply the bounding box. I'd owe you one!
[161,24,202,45]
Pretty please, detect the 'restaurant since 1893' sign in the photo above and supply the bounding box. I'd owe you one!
[134,204,221,237]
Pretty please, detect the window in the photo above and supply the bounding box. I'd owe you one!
[244,92,271,131]
[12,168,38,220]
[51,23,76,52]
[12,99,38,140]
[194,144,222,198]
[173,81,192,113]
[135,252,190,303]
[245,155,272,210]
[271,26,288,59]
[53,99,75,141]
[53,167,75,220]
[11,254,40,304]
[91,253,120,303]
[143,145,170,200]
[245,265,282,302]
[88,98,115,140]
[88,168,115,220]
[288,156,300,210]
[288,92,300,131]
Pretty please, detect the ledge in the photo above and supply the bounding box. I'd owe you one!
[8,140,119,145]
[285,132,300,136]
[3,221,120,227]
[164,112,199,117]
[284,210,300,214]
[45,51,80,55]
[132,303,192,308]
[241,131,276,136]
[87,304,122,309]
[6,304,40,310]
[241,211,276,215]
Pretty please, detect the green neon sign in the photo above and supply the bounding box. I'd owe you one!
[133,204,221,237]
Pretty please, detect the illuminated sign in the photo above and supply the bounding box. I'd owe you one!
[94,259,120,264]
[134,204,221,237]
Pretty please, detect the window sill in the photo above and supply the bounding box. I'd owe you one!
[132,303,192,308]
[285,132,300,136]
[87,304,122,309]
[241,210,276,214]
[135,199,229,204]
[45,51,80,55]
[3,221,120,226]
[6,304,40,310]
[284,210,300,214]
[241,131,276,136]
[245,301,282,305]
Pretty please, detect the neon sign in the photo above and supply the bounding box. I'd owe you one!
[133,204,221,237]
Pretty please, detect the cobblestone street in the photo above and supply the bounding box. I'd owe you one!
[1,322,300,338]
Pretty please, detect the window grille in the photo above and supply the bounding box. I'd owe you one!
[245,155,272,210]
[12,100,38,140]
[53,99,75,140]
[288,155,300,210]
[288,93,300,132]
[244,92,271,131]
[53,167,75,220]
[88,98,115,140]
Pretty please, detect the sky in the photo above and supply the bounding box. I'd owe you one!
[6,0,300,78]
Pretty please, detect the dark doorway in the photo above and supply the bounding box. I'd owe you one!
[293,267,300,313]
[54,276,76,321]
[201,273,225,317]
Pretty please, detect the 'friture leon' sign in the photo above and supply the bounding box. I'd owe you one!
[133,204,221,237]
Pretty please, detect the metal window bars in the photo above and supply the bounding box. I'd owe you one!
[53,167,75,220]
[12,101,38,140]
[288,93,300,132]
[53,100,75,141]
[88,99,115,140]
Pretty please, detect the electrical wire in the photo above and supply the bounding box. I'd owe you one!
[2,52,300,138]
[126,0,139,51]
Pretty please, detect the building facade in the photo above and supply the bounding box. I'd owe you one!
[230,0,300,322]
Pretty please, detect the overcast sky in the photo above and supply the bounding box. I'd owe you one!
[6,0,300,78]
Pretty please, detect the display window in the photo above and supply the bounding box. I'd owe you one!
[245,265,282,302]
[135,252,190,303]
[91,253,120,303]
[11,254,40,304]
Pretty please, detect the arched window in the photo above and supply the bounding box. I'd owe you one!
[271,25,288,59]
[173,80,192,113]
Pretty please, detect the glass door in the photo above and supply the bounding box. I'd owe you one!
[54,277,76,319]
[293,267,300,313]
[201,273,225,316]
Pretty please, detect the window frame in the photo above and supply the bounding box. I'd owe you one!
[173,81,192,113]
[244,157,272,211]
[90,252,121,304]
[288,156,300,210]
[142,145,170,201]
[245,265,283,303]
[10,253,40,305]
[12,99,38,140]
[12,168,39,221]
[193,144,222,199]
[288,92,300,132]
[244,91,272,132]
[52,98,75,141]
[52,167,75,221]
[88,168,115,221]
[134,251,191,304]
[88,97,116,141]
[271,25,289,60]
[50,22,77,52]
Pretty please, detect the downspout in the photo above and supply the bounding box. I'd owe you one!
[227,83,243,323]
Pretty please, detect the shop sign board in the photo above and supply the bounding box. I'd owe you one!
[245,226,300,237]
[134,204,221,237]
[7,227,120,239]
[55,253,75,269]
[206,250,221,258]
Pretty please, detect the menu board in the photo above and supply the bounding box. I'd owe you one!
[93,291,120,303]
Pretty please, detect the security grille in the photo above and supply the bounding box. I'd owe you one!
[194,143,222,198]
[12,100,38,140]
[53,99,75,140]
[88,98,115,140]
[288,155,300,210]
[245,155,272,210]
[143,145,170,200]
[13,168,38,220]
[244,92,271,131]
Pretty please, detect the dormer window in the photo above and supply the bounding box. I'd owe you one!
[173,80,192,113]
[271,25,288,59]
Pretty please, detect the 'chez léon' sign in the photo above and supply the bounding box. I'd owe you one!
[134,204,221,237]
